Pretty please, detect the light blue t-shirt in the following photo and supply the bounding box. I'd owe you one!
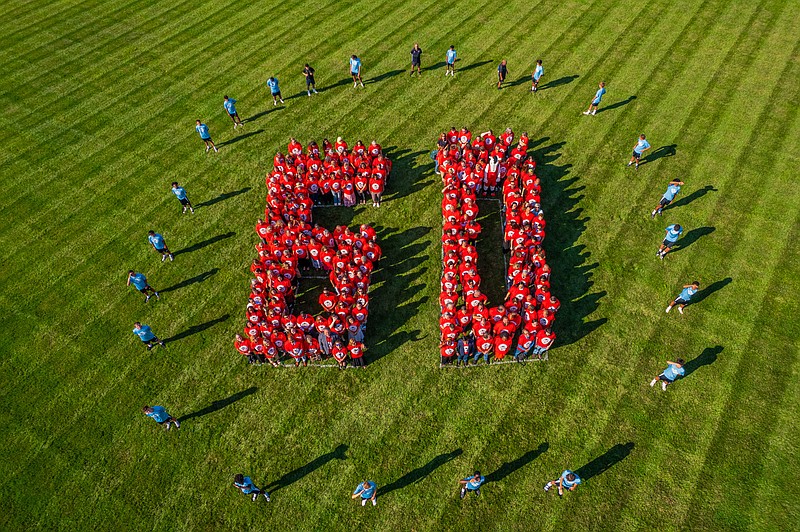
[134,324,155,341]
[634,138,651,154]
[148,233,166,249]
[266,78,280,94]
[353,481,376,499]
[533,64,544,80]
[446,49,457,64]
[592,86,606,104]
[129,273,148,290]
[464,475,485,490]
[663,183,681,201]
[350,57,361,74]
[172,186,187,200]
[146,406,170,423]
[223,98,237,114]
[235,476,257,494]
[664,224,683,243]
[195,123,210,139]
[662,363,685,381]
[560,470,581,489]
[678,286,698,301]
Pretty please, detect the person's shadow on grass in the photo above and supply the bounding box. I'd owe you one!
[640,144,677,166]
[378,449,463,498]
[365,69,404,85]
[458,59,492,72]
[163,314,229,344]
[538,74,579,91]
[160,268,219,294]
[672,226,715,253]
[575,442,634,481]
[485,442,549,484]
[217,129,264,148]
[664,185,717,212]
[173,231,235,257]
[596,95,636,114]
[178,386,257,423]
[243,106,284,123]
[195,187,251,209]
[683,346,723,378]
[265,444,349,492]
[691,277,732,306]
[318,78,355,94]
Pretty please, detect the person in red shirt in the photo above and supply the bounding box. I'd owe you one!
[440,339,457,367]
[234,334,255,364]
[533,328,555,359]
[348,339,365,368]
[493,331,512,361]
[332,339,348,370]
[474,333,494,365]
[369,171,384,207]
[286,335,306,367]
[319,287,337,313]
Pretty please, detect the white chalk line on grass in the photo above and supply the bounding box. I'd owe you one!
[439,356,548,368]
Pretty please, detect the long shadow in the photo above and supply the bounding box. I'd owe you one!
[640,144,677,166]
[173,231,235,256]
[459,59,492,72]
[508,75,531,87]
[425,61,446,71]
[683,346,723,378]
[378,449,463,498]
[595,95,636,114]
[538,74,579,92]
[575,442,634,481]
[243,106,284,123]
[484,442,549,484]
[160,268,219,294]
[178,386,257,422]
[265,444,348,492]
[318,77,354,93]
[217,129,264,147]
[366,69,404,85]
[673,226,715,253]
[691,277,732,306]
[163,314,229,344]
[195,187,251,209]
[382,146,434,203]
[665,185,717,212]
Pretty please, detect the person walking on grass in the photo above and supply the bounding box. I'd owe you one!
[657,223,683,259]
[127,270,159,303]
[650,358,686,391]
[223,95,243,129]
[627,134,651,169]
[666,281,700,314]
[195,120,218,153]
[352,479,377,506]
[459,471,485,499]
[350,55,364,88]
[544,470,581,496]
[148,230,174,262]
[233,474,271,502]
[497,60,508,89]
[583,81,606,115]
[531,59,544,92]
[133,322,166,350]
[445,45,457,76]
[266,76,284,106]
[142,405,180,430]
[651,179,684,218]
[171,181,194,214]
[302,63,318,96]
[410,43,422,76]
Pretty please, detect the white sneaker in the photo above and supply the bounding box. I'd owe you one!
[205,146,210,152]
[313,89,318,94]
[273,100,277,106]
[354,82,358,88]
[360,82,364,87]
[361,499,366,506]
[280,99,285,104]
[591,110,597,115]
[661,381,668,391]
[678,307,684,315]
[214,147,218,153]
[307,91,311,97]
[665,306,671,313]
[649,379,656,387]
[583,111,590,115]
[372,499,377,506]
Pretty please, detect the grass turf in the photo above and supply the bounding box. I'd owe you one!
[1,0,799,529]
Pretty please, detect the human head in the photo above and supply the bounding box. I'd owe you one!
[450,45,455,50]
[351,54,357,59]
[536,59,542,65]
[501,60,506,65]
[599,81,605,87]
[566,473,576,482]
[674,224,682,231]
[134,322,142,328]
[142,405,152,414]
[195,119,201,125]
[234,473,244,484]
[473,471,481,479]
[223,95,229,100]
[691,281,700,288]
[676,358,686,366]
[640,134,646,140]
[171,182,178,188]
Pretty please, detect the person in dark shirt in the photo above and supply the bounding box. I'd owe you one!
[302,63,318,96]
[497,60,508,89]
[410,43,423,76]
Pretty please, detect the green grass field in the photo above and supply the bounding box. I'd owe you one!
[2,0,799,529]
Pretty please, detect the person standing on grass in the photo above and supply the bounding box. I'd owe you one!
[142,405,180,430]
[410,43,422,76]
[127,270,159,303]
[459,471,485,499]
[352,479,377,506]
[497,60,508,89]
[350,55,364,88]
[666,281,700,314]
[133,322,165,350]
[531,59,544,92]
[456,334,475,367]
[651,179,684,218]
[544,470,581,496]
[195,120,218,153]
[627,134,651,169]
[148,230,174,262]
[532,328,555,360]
[233,474,271,502]
[302,63,318,96]
[223,95,243,129]
[657,223,683,259]
[171,182,194,214]
[650,358,686,391]
[266,76,284,106]
[583,81,606,115]
[445,45,457,76]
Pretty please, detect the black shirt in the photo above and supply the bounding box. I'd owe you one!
[410,48,422,62]
[303,65,315,78]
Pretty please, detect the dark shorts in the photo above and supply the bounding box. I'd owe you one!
[412,60,421,66]
[228,112,239,119]
[271,91,282,97]
[306,77,315,86]
[179,198,190,206]
[138,286,151,293]
[662,238,676,247]
[658,373,675,383]
[201,137,213,143]
[659,197,672,207]
[673,297,689,305]
[447,61,454,66]
[499,74,506,81]
[155,247,169,254]
[632,151,643,159]
[141,336,158,343]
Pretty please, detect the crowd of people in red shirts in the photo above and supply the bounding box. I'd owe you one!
[235,137,389,368]
[436,127,559,366]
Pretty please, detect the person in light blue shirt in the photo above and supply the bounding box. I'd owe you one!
[531,59,544,92]
[266,77,284,105]
[195,119,218,153]
[127,270,159,302]
[233,473,270,502]
[666,281,700,314]
[657,223,683,259]
[544,470,581,496]
[133,322,165,350]
[350,55,364,87]
[652,179,684,218]
[627,134,651,169]
[650,358,686,391]
[171,181,194,214]
[142,405,179,430]
[351,479,377,506]
[147,230,174,262]
[223,95,243,129]
[459,471,485,499]
[445,45,457,76]
[583,81,606,115]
